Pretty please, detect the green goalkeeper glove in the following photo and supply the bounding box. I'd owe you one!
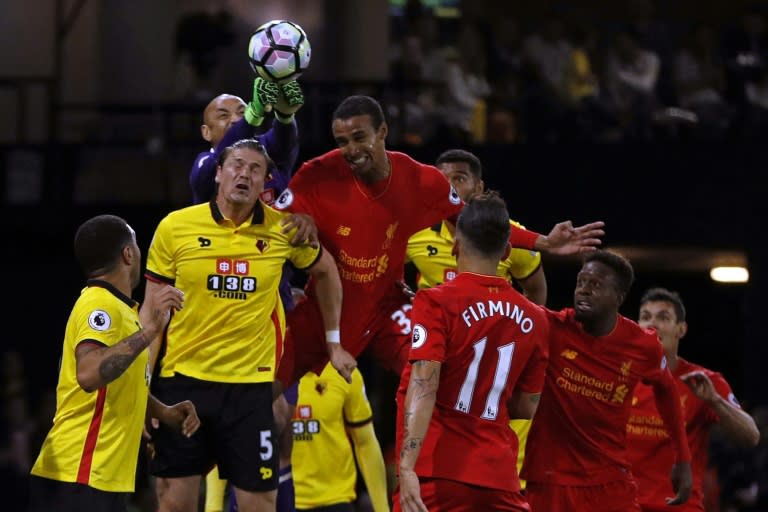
[245,78,279,127]
[275,80,305,123]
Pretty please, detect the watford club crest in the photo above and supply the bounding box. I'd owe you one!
[255,239,270,253]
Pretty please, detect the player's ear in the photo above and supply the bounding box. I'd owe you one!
[121,244,133,265]
[451,239,460,259]
[201,124,211,142]
[378,121,388,140]
[677,320,688,340]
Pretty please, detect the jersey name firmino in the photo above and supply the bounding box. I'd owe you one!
[461,300,535,332]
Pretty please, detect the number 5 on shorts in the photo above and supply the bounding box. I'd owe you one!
[259,430,273,461]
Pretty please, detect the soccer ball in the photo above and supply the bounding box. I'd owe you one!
[248,20,311,84]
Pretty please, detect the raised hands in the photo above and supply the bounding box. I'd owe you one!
[275,80,305,122]
[245,77,279,126]
[539,220,605,256]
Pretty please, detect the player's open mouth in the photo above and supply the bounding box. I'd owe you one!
[348,156,367,167]
[575,300,592,311]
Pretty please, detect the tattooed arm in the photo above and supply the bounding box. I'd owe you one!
[398,359,441,512]
[76,285,184,392]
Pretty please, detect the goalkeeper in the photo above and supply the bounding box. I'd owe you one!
[190,78,304,205]
[185,79,308,512]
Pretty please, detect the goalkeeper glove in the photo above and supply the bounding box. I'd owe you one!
[275,80,305,123]
[245,78,279,127]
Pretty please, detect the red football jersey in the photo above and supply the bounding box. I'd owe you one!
[522,309,669,486]
[397,273,549,491]
[627,358,738,511]
[274,149,462,356]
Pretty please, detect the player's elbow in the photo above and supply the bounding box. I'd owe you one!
[76,367,102,393]
[76,374,100,393]
[741,425,761,449]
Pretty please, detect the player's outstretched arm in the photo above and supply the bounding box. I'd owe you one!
[681,371,760,448]
[399,359,440,512]
[349,423,390,512]
[307,248,355,382]
[260,81,302,178]
[534,221,605,256]
[652,370,693,505]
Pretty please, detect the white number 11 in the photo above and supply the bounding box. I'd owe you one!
[454,338,516,420]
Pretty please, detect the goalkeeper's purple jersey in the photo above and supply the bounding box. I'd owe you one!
[190,117,300,310]
[190,117,298,204]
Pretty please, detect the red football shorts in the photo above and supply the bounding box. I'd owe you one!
[526,479,641,512]
[277,294,412,387]
[393,477,529,512]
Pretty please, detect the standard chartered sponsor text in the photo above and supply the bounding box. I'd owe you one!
[557,367,615,402]
[339,250,378,269]
[338,250,389,282]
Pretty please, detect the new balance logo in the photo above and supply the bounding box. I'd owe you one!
[337,225,351,236]
[427,245,438,256]
[561,349,578,360]
[198,237,211,247]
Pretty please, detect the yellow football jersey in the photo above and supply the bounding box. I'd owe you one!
[31,282,149,492]
[146,201,320,383]
[406,219,541,289]
[509,419,531,489]
[292,365,373,508]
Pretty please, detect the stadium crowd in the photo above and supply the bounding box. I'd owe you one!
[387,0,768,145]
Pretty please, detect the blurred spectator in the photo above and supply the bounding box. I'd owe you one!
[486,17,525,143]
[625,0,677,105]
[673,24,732,139]
[522,17,573,99]
[722,7,768,106]
[389,11,446,145]
[604,28,661,140]
[439,44,491,144]
[561,26,620,141]
[520,16,573,141]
